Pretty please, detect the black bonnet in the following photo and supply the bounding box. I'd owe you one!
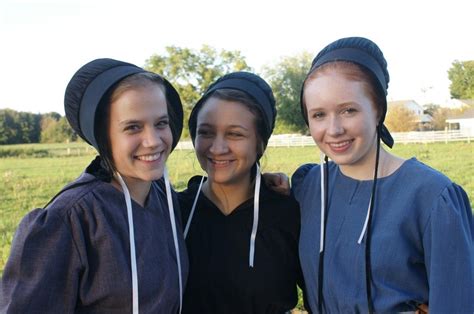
[301,37,394,148]
[189,71,276,144]
[64,58,183,151]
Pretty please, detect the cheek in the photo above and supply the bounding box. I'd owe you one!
[360,112,378,133]
[110,135,132,158]
[308,121,324,140]
[194,138,209,157]
[163,128,173,151]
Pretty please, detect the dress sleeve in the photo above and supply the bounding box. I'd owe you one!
[422,183,474,312]
[0,208,83,313]
[291,163,316,201]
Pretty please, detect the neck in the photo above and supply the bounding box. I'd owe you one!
[202,175,254,216]
[339,147,404,180]
[111,176,152,207]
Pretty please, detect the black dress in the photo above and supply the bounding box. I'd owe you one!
[178,175,302,314]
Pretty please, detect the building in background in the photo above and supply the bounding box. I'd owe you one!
[388,100,433,130]
[445,99,474,109]
[446,108,474,132]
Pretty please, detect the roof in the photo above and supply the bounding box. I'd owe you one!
[457,99,474,107]
[447,108,474,120]
[387,100,418,107]
[419,114,433,123]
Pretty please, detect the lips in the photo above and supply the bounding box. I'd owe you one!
[135,152,161,162]
[327,139,353,152]
[208,158,233,167]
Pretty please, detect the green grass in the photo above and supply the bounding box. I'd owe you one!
[1,142,473,276]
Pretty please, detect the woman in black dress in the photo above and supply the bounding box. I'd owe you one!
[179,72,303,314]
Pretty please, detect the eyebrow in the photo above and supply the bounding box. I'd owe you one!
[198,123,250,131]
[119,114,169,126]
[309,101,360,111]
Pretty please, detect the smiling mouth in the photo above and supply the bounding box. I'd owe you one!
[135,153,161,162]
[208,158,232,165]
[329,140,353,148]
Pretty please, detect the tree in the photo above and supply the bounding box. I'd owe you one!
[423,103,440,116]
[0,109,42,144]
[40,116,76,143]
[144,45,251,138]
[0,109,19,144]
[262,52,313,134]
[0,109,77,144]
[448,60,474,99]
[385,105,417,132]
[18,111,41,143]
[430,107,450,130]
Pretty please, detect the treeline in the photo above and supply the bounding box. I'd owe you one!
[0,109,77,145]
[2,45,473,144]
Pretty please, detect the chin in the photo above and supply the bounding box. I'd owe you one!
[208,174,231,185]
[145,169,165,181]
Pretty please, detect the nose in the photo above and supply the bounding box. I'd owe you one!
[209,135,229,155]
[142,127,162,148]
[327,116,344,136]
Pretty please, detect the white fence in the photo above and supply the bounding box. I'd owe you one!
[391,130,473,144]
[175,130,473,150]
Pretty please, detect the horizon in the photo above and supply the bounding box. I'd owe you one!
[1,0,473,115]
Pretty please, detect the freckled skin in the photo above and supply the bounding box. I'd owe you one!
[304,69,379,176]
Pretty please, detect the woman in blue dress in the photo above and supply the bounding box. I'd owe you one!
[293,37,473,313]
[0,58,188,313]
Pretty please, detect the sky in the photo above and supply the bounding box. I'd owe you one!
[0,0,473,115]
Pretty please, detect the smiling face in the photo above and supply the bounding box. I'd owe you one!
[108,83,172,188]
[194,97,258,188]
[303,65,380,173]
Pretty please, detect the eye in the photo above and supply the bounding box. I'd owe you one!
[124,124,141,132]
[227,132,244,139]
[311,111,325,120]
[197,128,213,138]
[155,119,169,129]
[341,107,357,115]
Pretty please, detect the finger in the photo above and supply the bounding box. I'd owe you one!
[417,304,429,313]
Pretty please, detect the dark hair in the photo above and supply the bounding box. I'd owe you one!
[94,72,176,176]
[189,88,268,161]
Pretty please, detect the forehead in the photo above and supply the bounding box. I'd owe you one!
[110,84,168,119]
[305,70,367,100]
[197,97,256,126]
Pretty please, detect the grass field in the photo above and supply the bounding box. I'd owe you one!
[1,141,473,275]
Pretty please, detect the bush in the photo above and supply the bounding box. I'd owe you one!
[0,148,51,158]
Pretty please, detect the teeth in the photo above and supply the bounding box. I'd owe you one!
[211,159,230,165]
[330,140,351,148]
[137,153,160,161]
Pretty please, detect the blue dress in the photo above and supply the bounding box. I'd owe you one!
[0,159,188,313]
[292,157,473,313]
